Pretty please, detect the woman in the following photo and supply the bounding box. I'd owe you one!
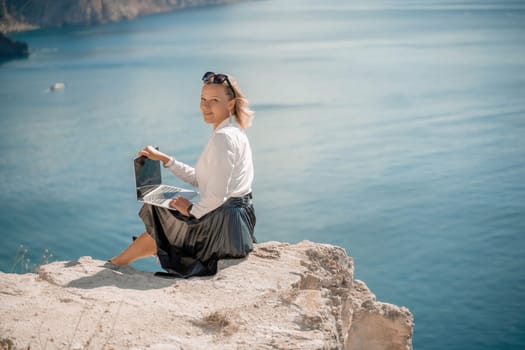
[109,72,256,278]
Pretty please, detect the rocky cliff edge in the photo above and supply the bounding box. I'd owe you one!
[0,240,413,350]
[0,0,247,33]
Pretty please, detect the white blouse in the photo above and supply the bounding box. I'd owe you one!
[165,116,254,219]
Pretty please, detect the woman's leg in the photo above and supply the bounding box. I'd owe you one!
[109,232,157,266]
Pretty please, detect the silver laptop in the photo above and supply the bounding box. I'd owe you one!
[134,154,198,209]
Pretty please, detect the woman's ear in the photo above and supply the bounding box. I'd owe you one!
[228,99,236,114]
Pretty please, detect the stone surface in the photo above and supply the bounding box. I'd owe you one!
[0,240,413,349]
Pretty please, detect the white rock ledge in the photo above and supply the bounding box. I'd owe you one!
[0,240,413,349]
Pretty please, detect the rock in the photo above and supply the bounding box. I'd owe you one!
[0,0,249,33]
[0,31,29,61]
[0,240,414,349]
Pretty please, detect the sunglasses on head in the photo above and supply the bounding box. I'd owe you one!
[202,71,236,99]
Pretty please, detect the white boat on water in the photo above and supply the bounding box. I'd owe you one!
[50,82,65,91]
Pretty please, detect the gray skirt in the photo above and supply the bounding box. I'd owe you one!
[139,193,256,278]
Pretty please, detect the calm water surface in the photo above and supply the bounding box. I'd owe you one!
[1,1,525,349]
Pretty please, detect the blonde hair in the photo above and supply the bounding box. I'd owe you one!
[223,75,254,129]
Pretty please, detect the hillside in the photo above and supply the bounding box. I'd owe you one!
[0,0,246,33]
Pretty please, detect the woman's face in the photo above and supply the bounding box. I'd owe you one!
[200,84,235,128]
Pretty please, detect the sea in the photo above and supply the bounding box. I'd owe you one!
[1,0,524,348]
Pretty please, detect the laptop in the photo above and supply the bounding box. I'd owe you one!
[134,154,198,209]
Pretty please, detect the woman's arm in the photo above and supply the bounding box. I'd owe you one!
[164,158,198,187]
[138,145,198,187]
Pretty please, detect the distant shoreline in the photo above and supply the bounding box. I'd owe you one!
[0,0,250,62]
[0,0,249,34]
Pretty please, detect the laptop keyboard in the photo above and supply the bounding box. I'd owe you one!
[144,186,184,203]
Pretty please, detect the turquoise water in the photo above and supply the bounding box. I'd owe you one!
[1,0,525,348]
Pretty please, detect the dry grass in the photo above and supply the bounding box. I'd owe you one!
[193,311,239,336]
[11,245,54,274]
[0,338,14,350]
[0,337,28,350]
[202,311,230,328]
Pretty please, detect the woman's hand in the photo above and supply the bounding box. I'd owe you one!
[138,145,170,165]
[169,196,192,216]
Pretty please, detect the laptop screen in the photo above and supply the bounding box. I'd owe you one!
[134,156,161,197]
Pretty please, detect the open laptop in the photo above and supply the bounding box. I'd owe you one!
[134,154,198,209]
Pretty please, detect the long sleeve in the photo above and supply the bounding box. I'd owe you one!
[190,132,236,218]
[166,159,198,187]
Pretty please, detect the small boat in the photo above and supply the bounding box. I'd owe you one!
[50,82,65,91]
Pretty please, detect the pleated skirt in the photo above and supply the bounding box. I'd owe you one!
[139,193,256,278]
